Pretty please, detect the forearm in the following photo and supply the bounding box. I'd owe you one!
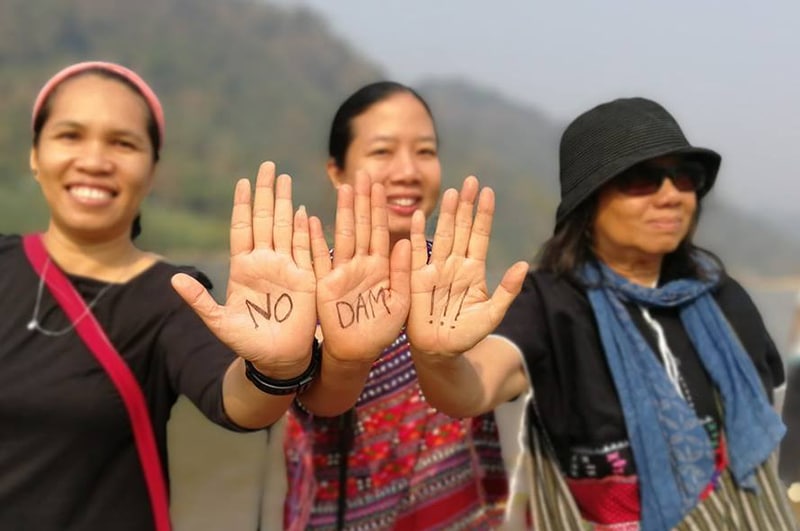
[221,357,296,429]
[411,336,528,419]
[411,351,488,418]
[295,341,375,417]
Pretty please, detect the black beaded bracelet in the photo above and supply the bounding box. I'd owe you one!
[244,338,322,395]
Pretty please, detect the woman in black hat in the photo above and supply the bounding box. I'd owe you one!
[408,97,797,529]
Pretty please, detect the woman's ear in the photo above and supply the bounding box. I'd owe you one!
[326,158,344,189]
[145,164,157,194]
[29,148,40,182]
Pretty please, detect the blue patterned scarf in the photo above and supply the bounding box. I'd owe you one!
[579,257,784,530]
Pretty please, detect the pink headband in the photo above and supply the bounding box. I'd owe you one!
[31,61,165,143]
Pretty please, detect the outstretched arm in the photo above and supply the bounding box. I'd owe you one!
[298,171,411,416]
[407,176,529,418]
[172,162,318,429]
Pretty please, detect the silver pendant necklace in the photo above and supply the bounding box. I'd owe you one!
[27,258,117,337]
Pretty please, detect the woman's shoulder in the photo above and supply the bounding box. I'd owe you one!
[495,267,591,340]
[0,233,22,254]
[137,260,214,291]
[712,271,757,310]
[711,271,772,342]
[115,261,215,319]
[523,268,589,306]
[0,234,28,272]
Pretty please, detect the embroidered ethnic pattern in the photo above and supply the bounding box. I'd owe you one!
[564,416,725,529]
[284,331,507,530]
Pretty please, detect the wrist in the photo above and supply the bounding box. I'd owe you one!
[319,339,382,368]
[244,338,322,395]
[250,356,311,380]
[410,346,459,363]
[308,341,378,386]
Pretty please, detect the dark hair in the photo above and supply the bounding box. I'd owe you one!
[538,189,717,282]
[32,68,161,163]
[537,195,597,277]
[328,81,436,169]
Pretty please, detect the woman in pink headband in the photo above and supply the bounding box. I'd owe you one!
[32,61,166,151]
[31,61,165,240]
[1,61,326,530]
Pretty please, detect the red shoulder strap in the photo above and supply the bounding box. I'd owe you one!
[22,233,171,531]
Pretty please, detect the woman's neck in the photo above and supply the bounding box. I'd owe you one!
[41,226,150,281]
[594,247,663,287]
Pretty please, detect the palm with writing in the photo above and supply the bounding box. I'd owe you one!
[406,176,528,356]
[171,162,318,378]
[313,171,411,363]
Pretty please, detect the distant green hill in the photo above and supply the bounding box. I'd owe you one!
[0,0,382,242]
[1,0,798,278]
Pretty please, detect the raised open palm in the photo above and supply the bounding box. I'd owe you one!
[406,176,528,356]
[171,162,318,378]
[313,171,411,364]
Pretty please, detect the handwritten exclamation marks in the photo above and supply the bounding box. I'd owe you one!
[428,286,436,324]
[453,289,468,328]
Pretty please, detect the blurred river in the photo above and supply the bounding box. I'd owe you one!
[166,258,800,530]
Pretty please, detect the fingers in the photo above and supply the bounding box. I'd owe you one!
[293,206,312,271]
[466,186,495,261]
[410,209,429,271]
[171,273,222,331]
[309,216,332,279]
[354,170,372,256]
[230,178,253,257]
[370,182,390,258]
[273,174,294,255]
[332,184,355,268]
[390,238,411,303]
[430,188,458,265]
[332,174,391,266]
[252,161,276,250]
[451,176,479,257]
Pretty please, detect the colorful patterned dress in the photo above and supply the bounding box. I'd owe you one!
[284,331,508,530]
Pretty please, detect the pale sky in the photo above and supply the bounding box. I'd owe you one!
[274,0,799,222]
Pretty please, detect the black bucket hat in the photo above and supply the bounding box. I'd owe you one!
[555,97,721,225]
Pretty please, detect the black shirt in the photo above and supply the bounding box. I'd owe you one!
[0,235,243,530]
[493,269,784,477]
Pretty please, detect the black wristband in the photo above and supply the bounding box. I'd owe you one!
[244,338,321,395]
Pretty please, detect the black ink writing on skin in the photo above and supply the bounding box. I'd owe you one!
[245,293,294,329]
[369,288,391,315]
[452,289,469,329]
[336,287,391,329]
[428,284,469,328]
[443,284,452,317]
[429,286,436,324]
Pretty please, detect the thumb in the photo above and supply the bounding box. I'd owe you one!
[488,261,529,322]
[171,272,223,332]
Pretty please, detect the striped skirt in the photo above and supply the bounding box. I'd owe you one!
[508,402,796,531]
[673,456,796,531]
[520,453,797,530]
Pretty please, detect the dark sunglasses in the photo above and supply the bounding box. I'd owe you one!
[614,160,707,196]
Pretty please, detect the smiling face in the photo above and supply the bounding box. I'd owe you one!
[593,155,698,271]
[327,91,441,240]
[30,74,156,244]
